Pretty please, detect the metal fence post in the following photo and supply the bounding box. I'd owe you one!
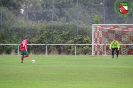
[76,0,79,37]
[18,45,19,56]
[100,0,105,24]
[75,44,76,57]
[0,10,2,30]
[46,44,47,56]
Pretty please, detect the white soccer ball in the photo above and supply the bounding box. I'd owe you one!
[31,60,35,63]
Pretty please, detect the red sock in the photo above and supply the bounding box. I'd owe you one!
[24,54,29,58]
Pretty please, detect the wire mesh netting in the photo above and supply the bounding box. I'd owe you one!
[92,24,133,55]
[0,0,133,55]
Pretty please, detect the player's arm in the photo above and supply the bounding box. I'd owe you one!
[109,41,113,49]
[25,44,27,51]
[25,45,27,51]
[117,41,120,50]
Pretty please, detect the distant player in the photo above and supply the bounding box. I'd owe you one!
[109,39,120,59]
[20,37,28,63]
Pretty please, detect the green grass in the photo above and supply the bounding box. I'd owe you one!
[0,55,133,88]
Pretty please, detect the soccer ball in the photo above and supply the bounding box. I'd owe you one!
[31,60,35,63]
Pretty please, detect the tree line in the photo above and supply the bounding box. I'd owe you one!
[0,0,130,54]
[0,7,93,54]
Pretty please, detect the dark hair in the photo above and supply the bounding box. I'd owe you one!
[24,36,27,39]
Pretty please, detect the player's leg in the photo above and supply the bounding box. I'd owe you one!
[21,51,25,63]
[24,51,29,58]
[21,55,24,63]
[21,51,29,63]
[112,48,115,58]
[116,48,119,58]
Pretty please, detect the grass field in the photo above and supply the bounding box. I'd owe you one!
[0,55,133,88]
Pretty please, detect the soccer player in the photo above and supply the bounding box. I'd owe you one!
[20,37,28,63]
[109,39,120,59]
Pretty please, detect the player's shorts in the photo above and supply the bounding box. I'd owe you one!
[21,51,28,55]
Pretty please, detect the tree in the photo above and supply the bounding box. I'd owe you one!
[0,0,26,10]
[93,14,101,24]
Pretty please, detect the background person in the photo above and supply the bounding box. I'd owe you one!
[20,37,28,63]
[109,39,120,59]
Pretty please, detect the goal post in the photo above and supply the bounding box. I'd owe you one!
[92,24,133,56]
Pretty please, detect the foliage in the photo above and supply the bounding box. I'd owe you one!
[93,13,101,24]
[0,0,26,10]
[0,29,14,54]
[25,21,91,55]
[0,6,92,54]
[1,0,130,54]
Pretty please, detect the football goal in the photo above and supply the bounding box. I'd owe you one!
[92,24,133,56]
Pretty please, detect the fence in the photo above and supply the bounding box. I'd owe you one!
[1,0,133,55]
[0,44,133,56]
[1,0,133,44]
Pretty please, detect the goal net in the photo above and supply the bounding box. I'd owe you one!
[92,24,133,56]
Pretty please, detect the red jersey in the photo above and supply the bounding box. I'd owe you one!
[20,39,28,51]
